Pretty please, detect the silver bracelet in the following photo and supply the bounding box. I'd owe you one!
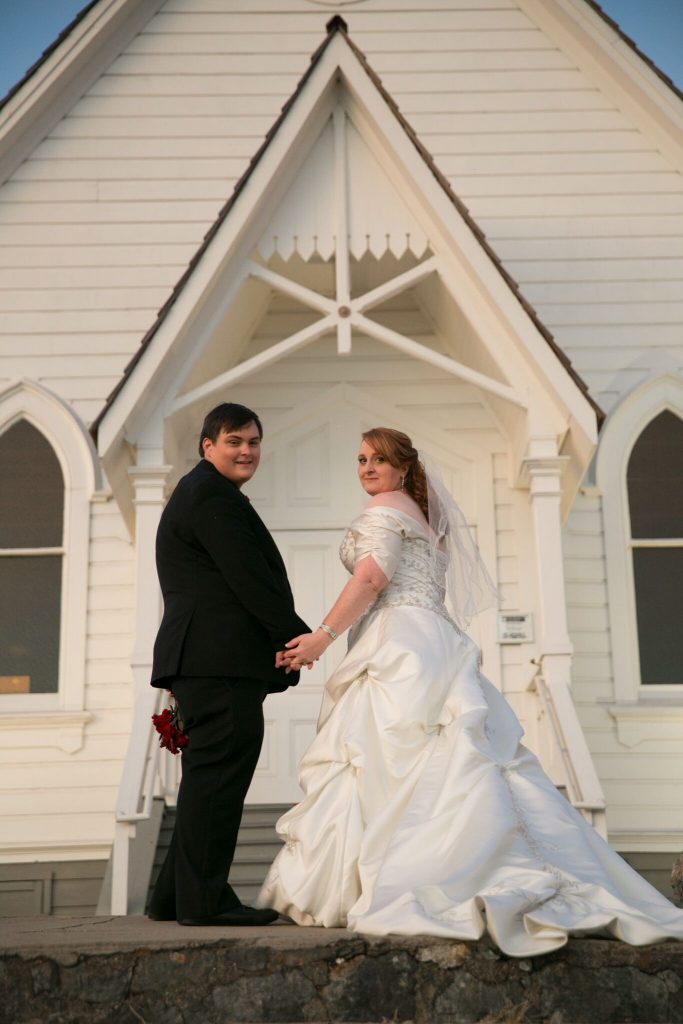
[319,623,338,641]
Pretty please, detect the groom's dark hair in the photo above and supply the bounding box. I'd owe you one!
[199,402,263,457]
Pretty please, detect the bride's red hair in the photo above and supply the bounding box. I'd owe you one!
[361,427,429,520]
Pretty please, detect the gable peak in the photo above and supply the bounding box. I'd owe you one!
[326,14,349,36]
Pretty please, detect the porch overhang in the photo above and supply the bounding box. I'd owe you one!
[92,17,601,522]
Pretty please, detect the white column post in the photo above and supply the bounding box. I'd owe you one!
[521,440,606,826]
[110,459,171,915]
[128,463,172,693]
[521,443,573,677]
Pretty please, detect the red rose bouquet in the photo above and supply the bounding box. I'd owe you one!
[152,695,188,755]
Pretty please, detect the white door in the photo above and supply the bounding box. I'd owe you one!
[243,382,497,804]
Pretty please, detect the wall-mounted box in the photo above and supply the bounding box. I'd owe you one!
[497,613,533,644]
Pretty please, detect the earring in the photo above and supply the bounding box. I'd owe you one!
[400,475,405,490]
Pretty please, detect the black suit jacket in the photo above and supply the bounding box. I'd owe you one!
[151,459,310,692]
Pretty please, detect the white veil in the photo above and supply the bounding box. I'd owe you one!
[421,452,498,629]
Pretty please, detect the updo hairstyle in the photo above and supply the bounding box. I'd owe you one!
[361,427,429,520]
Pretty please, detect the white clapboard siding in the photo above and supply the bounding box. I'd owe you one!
[442,152,671,175]
[1,0,677,436]
[497,237,683,260]
[510,259,683,283]
[593,754,683,783]
[1,761,123,792]
[147,9,535,34]
[457,173,682,198]
[0,813,118,853]
[0,266,180,289]
[84,498,135,770]
[0,735,128,768]
[0,336,140,357]
[161,0,520,11]
[419,131,646,153]
[0,245,190,269]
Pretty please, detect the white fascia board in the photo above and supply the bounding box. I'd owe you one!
[336,48,598,449]
[96,50,342,459]
[518,0,683,175]
[0,0,164,186]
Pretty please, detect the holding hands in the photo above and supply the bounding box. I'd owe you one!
[276,627,334,672]
[275,552,389,673]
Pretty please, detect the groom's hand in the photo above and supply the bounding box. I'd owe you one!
[275,648,312,673]
[275,649,295,673]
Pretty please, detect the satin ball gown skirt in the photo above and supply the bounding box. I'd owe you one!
[257,605,683,957]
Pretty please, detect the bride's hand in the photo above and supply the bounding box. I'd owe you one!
[284,629,332,670]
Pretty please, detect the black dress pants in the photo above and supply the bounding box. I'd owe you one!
[148,675,267,921]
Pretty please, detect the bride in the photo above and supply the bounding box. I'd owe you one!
[256,427,683,957]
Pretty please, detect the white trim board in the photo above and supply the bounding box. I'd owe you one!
[597,374,683,709]
[0,379,101,718]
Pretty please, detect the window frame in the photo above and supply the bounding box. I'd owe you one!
[597,374,683,711]
[0,380,101,714]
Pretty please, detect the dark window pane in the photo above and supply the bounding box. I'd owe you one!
[627,410,683,539]
[0,420,64,547]
[0,556,61,693]
[633,547,683,685]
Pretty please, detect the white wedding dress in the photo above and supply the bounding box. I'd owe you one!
[257,506,683,956]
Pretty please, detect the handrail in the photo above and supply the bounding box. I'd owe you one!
[529,660,607,839]
[532,668,582,805]
[115,687,162,821]
[110,687,165,913]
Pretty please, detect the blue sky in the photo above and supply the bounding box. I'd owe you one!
[1,0,682,98]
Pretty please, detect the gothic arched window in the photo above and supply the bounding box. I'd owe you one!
[0,420,64,694]
[627,410,683,686]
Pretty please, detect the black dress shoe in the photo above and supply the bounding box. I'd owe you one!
[178,905,279,926]
[147,910,175,921]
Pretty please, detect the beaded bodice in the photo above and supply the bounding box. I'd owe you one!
[340,508,455,626]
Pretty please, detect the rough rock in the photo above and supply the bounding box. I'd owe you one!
[1,918,683,1023]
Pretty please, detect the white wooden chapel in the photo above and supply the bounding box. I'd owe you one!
[0,0,681,916]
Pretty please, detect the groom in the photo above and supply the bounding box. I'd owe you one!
[147,402,310,926]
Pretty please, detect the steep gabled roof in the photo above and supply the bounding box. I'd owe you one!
[0,1,99,112]
[0,0,165,185]
[585,0,683,105]
[91,14,605,441]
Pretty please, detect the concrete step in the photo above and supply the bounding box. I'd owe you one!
[241,804,294,825]
[235,823,281,843]
[232,842,282,862]
[3,915,681,1024]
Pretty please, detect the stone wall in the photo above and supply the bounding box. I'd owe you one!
[2,927,683,1023]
